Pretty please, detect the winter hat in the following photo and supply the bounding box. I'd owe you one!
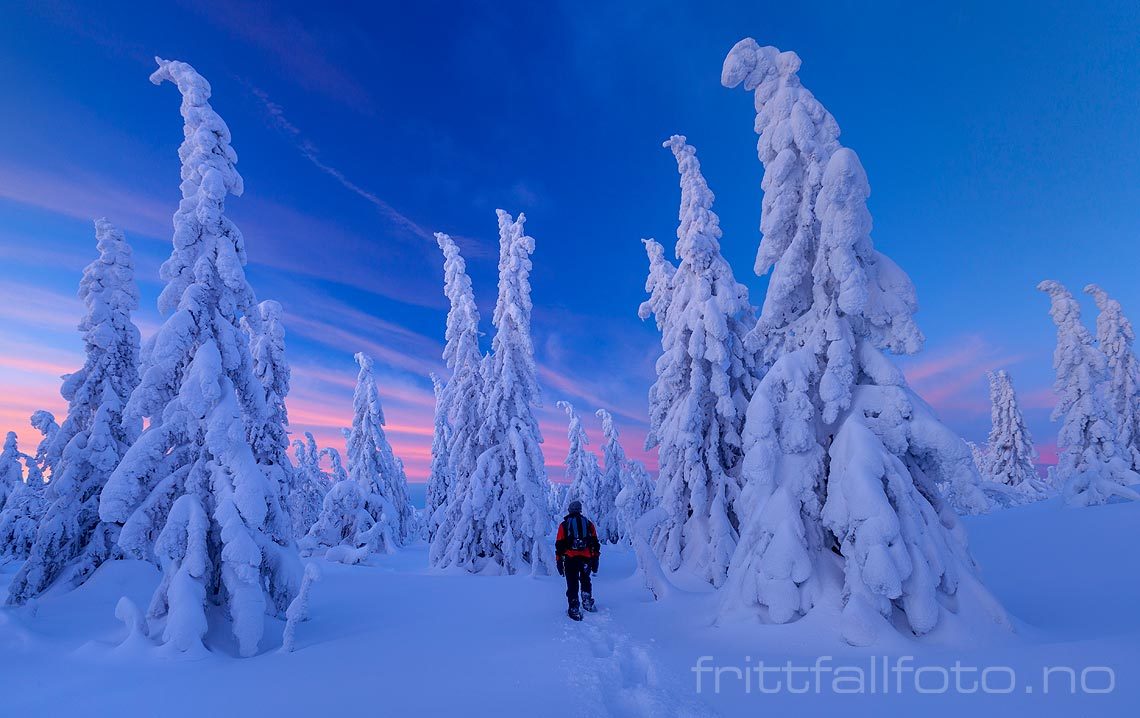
[567,500,583,514]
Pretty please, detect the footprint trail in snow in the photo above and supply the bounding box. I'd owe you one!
[560,608,718,718]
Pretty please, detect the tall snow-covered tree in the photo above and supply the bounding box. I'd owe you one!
[1085,284,1140,472]
[557,401,601,518]
[0,430,46,560]
[982,370,1049,501]
[593,408,626,543]
[345,352,415,550]
[29,410,59,478]
[434,211,553,575]
[98,58,300,657]
[288,432,329,540]
[1039,280,1139,506]
[426,373,452,540]
[8,219,142,605]
[719,40,1008,644]
[244,299,295,520]
[640,136,756,587]
[427,233,486,554]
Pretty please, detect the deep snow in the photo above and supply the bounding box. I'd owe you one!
[1,496,1137,717]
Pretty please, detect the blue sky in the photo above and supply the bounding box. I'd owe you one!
[2,0,1139,477]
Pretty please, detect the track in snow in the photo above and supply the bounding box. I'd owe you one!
[560,607,718,718]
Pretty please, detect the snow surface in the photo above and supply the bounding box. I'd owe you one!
[2,497,1138,716]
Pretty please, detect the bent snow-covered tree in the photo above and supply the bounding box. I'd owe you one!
[593,408,627,543]
[1085,284,1140,472]
[29,410,59,478]
[719,40,1008,644]
[982,370,1049,501]
[557,401,601,518]
[434,211,553,575]
[1039,280,1139,506]
[98,58,300,657]
[641,136,756,587]
[427,232,485,553]
[8,219,142,605]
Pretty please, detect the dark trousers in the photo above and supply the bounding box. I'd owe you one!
[563,556,593,608]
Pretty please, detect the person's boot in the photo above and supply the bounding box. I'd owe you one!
[581,593,596,612]
[567,604,583,621]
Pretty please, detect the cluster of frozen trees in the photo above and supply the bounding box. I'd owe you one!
[1038,281,1140,506]
[427,214,557,574]
[633,39,1012,644]
[0,58,417,657]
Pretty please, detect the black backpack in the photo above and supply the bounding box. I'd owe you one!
[564,515,589,551]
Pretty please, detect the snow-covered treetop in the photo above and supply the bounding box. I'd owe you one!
[637,238,676,332]
[149,57,247,315]
[435,232,482,373]
[1038,280,1100,421]
[484,210,541,419]
[81,219,141,362]
[663,135,727,265]
[1085,283,1135,359]
[556,401,589,454]
[129,57,260,423]
[595,408,621,454]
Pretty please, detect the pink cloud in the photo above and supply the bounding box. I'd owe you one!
[902,335,1026,415]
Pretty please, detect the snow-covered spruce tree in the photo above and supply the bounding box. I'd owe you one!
[244,299,296,527]
[98,58,300,657]
[322,446,348,484]
[8,219,142,605]
[426,373,452,541]
[1039,280,1140,506]
[640,136,756,587]
[1085,284,1140,472]
[0,432,24,509]
[29,410,59,478]
[982,370,1049,501]
[719,41,1008,644]
[617,460,657,543]
[428,233,486,562]
[637,238,676,333]
[337,352,416,552]
[0,431,47,560]
[434,211,553,575]
[557,401,601,517]
[288,432,330,540]
[593,409,626,543]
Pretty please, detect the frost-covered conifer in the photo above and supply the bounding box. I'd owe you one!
[982,370,1049,501]
[1039,280,1139,506]
[322,446,348,484]
[593,409,626,543]
[719,41,1008,643]
[344,352,415,551]
[1085,284,1140,472]
[0,432,24,509]
[8,219,142,605]
[428,233,486,563]
[557,400,601,518]
[244,300,295,521]
[426,373,452,540]
[98,58,300,656]
[288,432,330,540]
[29,410,59,478]
[616,460,656,542]
[641,136,756,586]
[434,211,553,574]
[0,431,47,561]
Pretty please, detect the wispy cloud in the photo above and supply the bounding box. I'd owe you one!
[247,85,435,243]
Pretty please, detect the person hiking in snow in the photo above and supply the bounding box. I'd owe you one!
[555,500,601,621]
